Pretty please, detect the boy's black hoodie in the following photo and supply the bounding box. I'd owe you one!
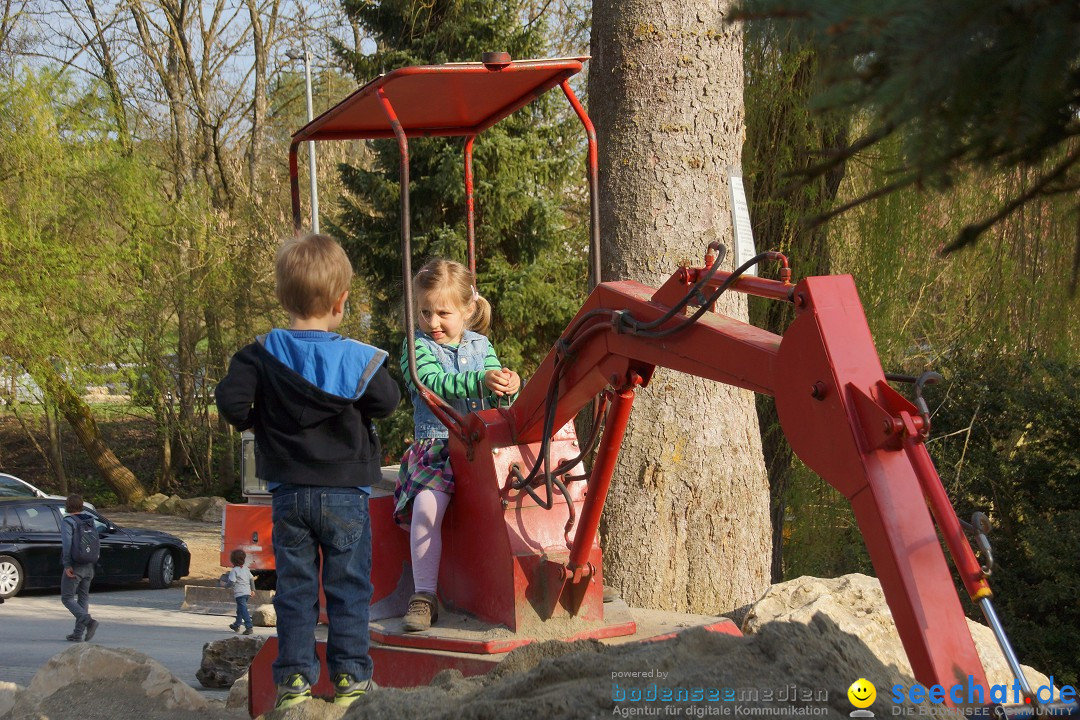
[215,331,400,488]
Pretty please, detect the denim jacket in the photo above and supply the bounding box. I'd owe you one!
[406,330,493,439]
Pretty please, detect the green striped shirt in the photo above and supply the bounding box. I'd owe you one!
[401,338,504,403]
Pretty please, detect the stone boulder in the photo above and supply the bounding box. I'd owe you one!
[196,636,267,688]
[0,681,21,717]
[177,496,212,520]
[196,496,228,523]
[137,493,170,512]
[743,573,1053,689]
[155,494,184,516]
[226,671,249,709]
[12,645,207,717]
[252,603,277,627]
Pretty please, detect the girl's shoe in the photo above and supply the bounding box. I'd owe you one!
[242,626,254,635]
[228,623,240,632]
[402,592,438,632]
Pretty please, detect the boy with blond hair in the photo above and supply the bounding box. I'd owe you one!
[215,233,399,708]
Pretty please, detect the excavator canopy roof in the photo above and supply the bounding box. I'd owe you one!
[291,56,588,143]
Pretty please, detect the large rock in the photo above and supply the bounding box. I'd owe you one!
[197,636,267,688]
[137,493,170,512]
[743,573,1053,690]
[156,494,184,516]
[196,496,228,522]
[252,603,277,627]
[177,496,212,519]
[0,681,21,717]
[225,671,249,709]
[14,645,207,715]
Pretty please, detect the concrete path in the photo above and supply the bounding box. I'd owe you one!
[0,583,268,702]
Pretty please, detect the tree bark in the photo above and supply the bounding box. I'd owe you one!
[44,404,67,494]
[590,0,772,614]
[34,364,147,505]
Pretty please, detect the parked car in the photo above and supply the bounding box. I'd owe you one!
[0,473,56,499]
[0,498,189,598]
[0,473,95,510]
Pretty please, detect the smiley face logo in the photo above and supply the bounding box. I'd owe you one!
[848,678,876,709]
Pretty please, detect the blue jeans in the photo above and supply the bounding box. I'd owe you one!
[271,485,373,686]
[234,595,253,629]
[60,563,94,634]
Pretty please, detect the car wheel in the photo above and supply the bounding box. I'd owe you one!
[148,548,175,589]
[0,554,24,599]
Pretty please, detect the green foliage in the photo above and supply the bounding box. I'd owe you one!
[0,68,159,367]
[832,133,1080,366]
[927,354,1080,686]
[333,0,588,456]
[737,0,1080,251]
[781,461,872,579]
[743,21,851,581]
[771,132,1079,592]
[743,21,845,276]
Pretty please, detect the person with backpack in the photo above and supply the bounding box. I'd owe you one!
[61,493,100,642]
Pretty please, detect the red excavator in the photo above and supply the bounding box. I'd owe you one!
[222,54,1069,717]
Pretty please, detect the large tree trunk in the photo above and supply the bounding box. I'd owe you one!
[590,0,772,614]
[34,364,148,505]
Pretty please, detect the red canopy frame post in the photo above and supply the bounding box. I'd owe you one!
[286,57,592,447]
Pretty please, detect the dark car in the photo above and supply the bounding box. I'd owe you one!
[0,498,190,598]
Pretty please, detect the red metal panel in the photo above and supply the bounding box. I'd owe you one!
[370,494,411,606]
[435,423,613,632]
[292,58,587,143]
[644,619,741,642]
[771,275,988,697]
[221,503,273,571]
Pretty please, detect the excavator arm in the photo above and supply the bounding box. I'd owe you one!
[471,258,992,694]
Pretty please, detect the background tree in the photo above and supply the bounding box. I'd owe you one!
[732,1,1080,682]
[589,0,772,613]
[928,355,1080,686]
[738,0,1080,257]
[742,23,847,581]
[0,68,154,503]
[334,0,590,458]
[3,0,351,495]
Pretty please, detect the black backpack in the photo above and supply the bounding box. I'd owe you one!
[67,514,100,564]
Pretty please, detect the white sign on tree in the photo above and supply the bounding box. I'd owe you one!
[728,168,757,277]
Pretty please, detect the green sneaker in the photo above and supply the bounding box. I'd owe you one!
[332,673,375,706]
[274,674,312,709]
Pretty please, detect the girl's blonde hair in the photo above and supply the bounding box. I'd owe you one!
[414,259,491,335]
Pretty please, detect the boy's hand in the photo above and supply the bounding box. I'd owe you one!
[485,368,520,396]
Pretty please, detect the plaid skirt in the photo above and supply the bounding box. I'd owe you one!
[393,438,455,525]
